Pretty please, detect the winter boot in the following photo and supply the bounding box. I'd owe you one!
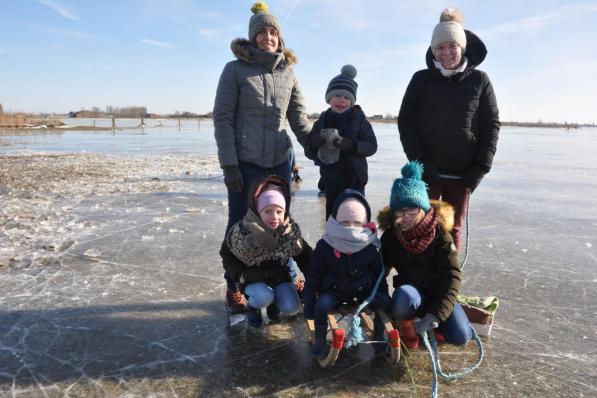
[266,303,280,322]
[246,305,263,329]
[398,319,419,350]
[226,289,246,314]
[311,324,327,359]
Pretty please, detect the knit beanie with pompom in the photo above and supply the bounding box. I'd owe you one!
[430,7,466,51]
[248,1,282,47]
[325,64,358,105]
[389,161,431,212]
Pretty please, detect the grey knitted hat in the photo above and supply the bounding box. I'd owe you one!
[431,8,466,50]
[248,2,282,46]
[325,65,358,105]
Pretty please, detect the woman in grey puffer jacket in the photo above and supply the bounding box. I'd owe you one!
[213,2,312,313]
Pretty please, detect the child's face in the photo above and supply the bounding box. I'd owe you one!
[259,204,285,229]
[394,208,424,231]
[329,95,352,113]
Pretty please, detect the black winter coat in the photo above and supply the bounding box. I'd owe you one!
[398,30,500,191]
[377,201,461,322]
[303,240,387,304]
[307,105,377,191]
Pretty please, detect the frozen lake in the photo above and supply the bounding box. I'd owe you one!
[1,121,596,397]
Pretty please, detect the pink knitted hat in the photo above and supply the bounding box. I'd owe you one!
[257,188,286,214]
[336,198,367,224]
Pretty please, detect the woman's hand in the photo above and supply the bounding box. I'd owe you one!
[223,165,243,192]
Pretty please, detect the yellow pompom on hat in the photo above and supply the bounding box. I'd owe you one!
[248,1,282,45]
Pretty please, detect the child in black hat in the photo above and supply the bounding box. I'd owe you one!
[306,65,378,219]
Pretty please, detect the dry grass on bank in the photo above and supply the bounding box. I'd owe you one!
[0,113,65,128]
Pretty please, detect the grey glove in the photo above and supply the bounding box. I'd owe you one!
[320,128,340,144]
[415,313,439,335]
[333,137,356,152]
[223,165,243,192]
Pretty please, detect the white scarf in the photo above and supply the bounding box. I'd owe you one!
[433,56,468,77]
[322,218,380,254]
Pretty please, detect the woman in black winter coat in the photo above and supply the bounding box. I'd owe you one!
[397,8,500,249]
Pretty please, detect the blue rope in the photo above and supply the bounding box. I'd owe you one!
[420,326,484,398]
[344,258,386,348]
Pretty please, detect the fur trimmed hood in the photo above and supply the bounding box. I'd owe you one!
[230,38,297,66]
[377,199,454,233]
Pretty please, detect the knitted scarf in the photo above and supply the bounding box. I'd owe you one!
[323,218,380,255]
[396,208,438,255]
[227,209,303,267]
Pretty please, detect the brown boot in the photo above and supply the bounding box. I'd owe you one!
[226,289,246,314]
[398,319,419,350]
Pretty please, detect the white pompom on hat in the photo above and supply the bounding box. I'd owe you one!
[431,8,466,50]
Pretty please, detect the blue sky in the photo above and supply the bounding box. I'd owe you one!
[1,0,596,123]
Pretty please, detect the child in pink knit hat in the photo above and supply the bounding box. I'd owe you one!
[220,175,312,328]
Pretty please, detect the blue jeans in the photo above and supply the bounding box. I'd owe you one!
[244,282,301,316]
[223,156,291,290]
[390,284,472,346]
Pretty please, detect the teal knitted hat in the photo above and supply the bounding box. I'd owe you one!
[389,161,431,212]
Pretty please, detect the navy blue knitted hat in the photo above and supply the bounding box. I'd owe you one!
[389,161,431,212]
[325,65,358,105]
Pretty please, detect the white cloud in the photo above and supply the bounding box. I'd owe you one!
[141,39,174,49]
[38,0,80,22]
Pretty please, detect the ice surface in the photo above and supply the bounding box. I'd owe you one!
[1,122,596,397]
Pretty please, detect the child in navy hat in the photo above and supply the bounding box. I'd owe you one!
[377,161,472,349]
[306,65,378,219]
[303,189,389,358]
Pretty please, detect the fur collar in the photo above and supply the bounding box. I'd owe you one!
[377,199,454,233]
[230,38,297,66]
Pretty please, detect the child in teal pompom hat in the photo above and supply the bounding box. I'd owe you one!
[377,161,473,349]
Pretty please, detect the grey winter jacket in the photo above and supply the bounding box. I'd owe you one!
[213,39,312,169]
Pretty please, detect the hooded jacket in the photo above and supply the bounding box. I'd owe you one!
[398,30,500,190]
[220,175,312,290]
[213,39,312,169]
[306,105,377,190]
[377,200,460,322]
[303,190,388,304]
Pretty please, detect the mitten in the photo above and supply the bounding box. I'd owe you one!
[309,133,327,150]
[462,164,486,193]
[332,137,356,152]
[415,313,439,335]
[223,165,243,192]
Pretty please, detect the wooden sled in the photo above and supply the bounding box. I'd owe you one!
[306,307,400,368]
